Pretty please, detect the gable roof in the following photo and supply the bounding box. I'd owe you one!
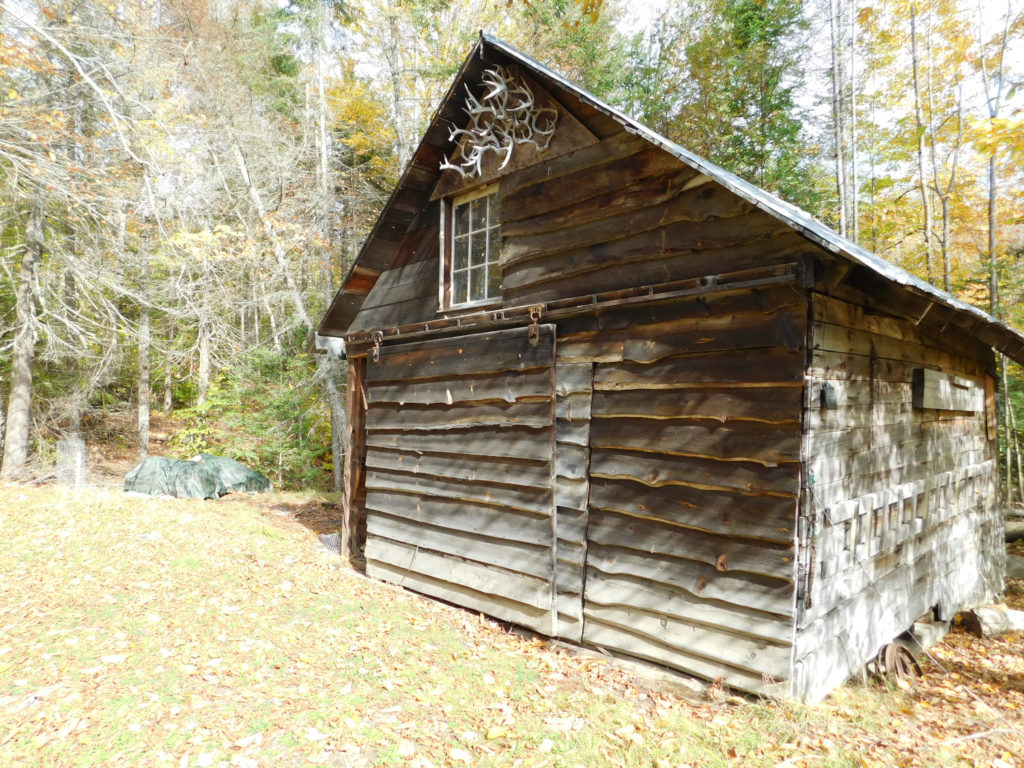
[318,32,1024,365]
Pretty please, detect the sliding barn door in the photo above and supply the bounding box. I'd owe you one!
[362,325,559,634]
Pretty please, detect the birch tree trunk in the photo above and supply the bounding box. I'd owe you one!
[313,4,346,493]
[988,154,999,315]
[910,5,934,283]
[231,142,313,334]
[137,253,151,460]
[197,321,211,408]
[829,0,848,237]
[848,0,859,243]
[1,200,44,477]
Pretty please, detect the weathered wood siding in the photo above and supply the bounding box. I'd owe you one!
[497,131,812,305]
[553,285,806,694]
[793,291,1003,702]
[363,326,559,635]
[349,254,439,333]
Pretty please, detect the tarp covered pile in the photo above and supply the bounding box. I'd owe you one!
[124,454,272,499]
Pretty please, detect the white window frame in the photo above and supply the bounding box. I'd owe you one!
[439,184,501,310]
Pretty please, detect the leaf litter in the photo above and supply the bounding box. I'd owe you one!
[1,482,1023,767]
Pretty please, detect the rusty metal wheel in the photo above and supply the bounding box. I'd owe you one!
[877,642,922,680]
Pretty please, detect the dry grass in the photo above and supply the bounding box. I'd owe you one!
[1,483,1023,768]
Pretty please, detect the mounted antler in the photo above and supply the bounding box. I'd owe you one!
[440,66,559,179]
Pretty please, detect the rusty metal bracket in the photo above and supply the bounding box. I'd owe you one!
[371,330,383,363]
[527,305,544,346]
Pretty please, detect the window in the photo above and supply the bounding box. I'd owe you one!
[446,186,501,308]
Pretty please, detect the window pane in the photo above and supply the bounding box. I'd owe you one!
[452,269,468,305]
[471,196,487,232]
[454,201,469,236]
[469,266,485,302]
[486,226,501,265]
[486,193,499,225]
[453,235,469,271]
[468,231,480,268]
[486,262,501,299]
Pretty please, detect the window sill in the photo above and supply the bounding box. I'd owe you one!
[440,297,502,314]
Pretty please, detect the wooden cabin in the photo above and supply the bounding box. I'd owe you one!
[317,34,1024,701]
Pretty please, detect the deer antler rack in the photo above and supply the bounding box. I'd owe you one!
[439,66,558,179]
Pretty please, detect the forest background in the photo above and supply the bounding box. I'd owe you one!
[1,0,1022,494]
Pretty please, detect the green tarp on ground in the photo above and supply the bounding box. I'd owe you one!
[194,454,273,494]
[124,455,272,499]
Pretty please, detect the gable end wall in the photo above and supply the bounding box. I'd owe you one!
[792,286,1004,701]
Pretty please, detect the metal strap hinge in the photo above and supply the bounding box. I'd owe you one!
[527,305,544,346]
[371,330,383,363]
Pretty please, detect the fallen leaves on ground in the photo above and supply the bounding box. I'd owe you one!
[1,482,1022,767]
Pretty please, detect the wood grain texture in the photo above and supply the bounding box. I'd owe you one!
[365,491,553,546]
[368,513,553,580]
[589,600,790,674]
[366,399,553,431]
[558,306,806,364]
[595,348,805,389]
[502,225,804,305]
[588,477,796,542]
[590,417,801,467]
[585,543,793,616]
[365,448,550,489]
[592,386,802,423]
[584,569,793,646]
[590,448,799,497]
[368,368,553,406]
[367,425,556,461]
[582,618,781,695]
[367,326,555,381]
[587,510,795,581]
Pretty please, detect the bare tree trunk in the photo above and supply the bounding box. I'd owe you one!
[163,316,176,412]
[197,321,211,407]
[830,0,848,237]
[2,199,44,477]
[164,365,173,412]
[940,196,952,292]
[137,260,151,460]
[988,154,998,315]
[0,379,6,461]
[314,8,345,493]
[910,5,934,283]
[230,142,313,334]
[1011,401,1024,501]
[262,289,283,353]
[848,0,859,243]
[318,356,346,492]
[63,268,83,441]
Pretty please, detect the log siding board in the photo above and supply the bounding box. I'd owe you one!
[503,231,808,306]
[793,292,1002,701]
[588,477,796,543]
[587,510,795,581]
